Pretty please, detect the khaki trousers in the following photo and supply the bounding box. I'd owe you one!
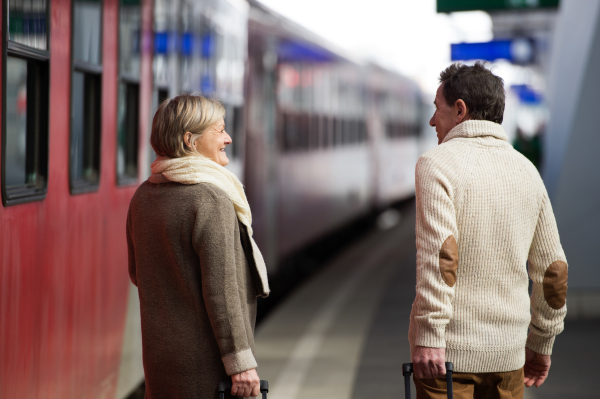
[414,368,524,399]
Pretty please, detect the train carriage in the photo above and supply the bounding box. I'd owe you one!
[0,0,427,397]
[1,0,152,397]
[245,0,425,269]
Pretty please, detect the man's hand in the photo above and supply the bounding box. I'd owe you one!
[524,348,551,388]
[412,346,446,379]
[231,368,260,398]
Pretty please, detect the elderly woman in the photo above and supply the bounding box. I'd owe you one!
[126,94,269,399]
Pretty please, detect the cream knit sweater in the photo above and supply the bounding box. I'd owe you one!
[408,120,568,373]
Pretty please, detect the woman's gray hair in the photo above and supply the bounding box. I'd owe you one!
[151,93,226,158]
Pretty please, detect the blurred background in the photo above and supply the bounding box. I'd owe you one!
[1,0,599,398]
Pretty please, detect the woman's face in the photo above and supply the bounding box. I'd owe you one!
[193,118,232,166]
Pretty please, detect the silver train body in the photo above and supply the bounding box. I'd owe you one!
[245,1,431,269]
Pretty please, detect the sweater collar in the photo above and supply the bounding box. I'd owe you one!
[442,120,508,144]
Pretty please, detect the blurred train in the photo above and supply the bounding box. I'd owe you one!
[0,0,433,397]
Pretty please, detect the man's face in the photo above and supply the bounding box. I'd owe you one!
[430,83,458,144]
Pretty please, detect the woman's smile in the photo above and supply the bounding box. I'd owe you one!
[194,118,232,166]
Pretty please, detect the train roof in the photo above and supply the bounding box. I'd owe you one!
[248,0,364,65]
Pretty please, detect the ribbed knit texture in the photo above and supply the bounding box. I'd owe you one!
[408,120,568,373]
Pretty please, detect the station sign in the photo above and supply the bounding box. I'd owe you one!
[437,0,559,13]
[451,39,535,64]
[511,84,543,104]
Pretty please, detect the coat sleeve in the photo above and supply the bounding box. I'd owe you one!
[411,156,459,348]
[126,207,137,287]
[527,191,568,355]
[193,194,258,376]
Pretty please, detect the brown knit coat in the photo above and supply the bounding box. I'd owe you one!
[127,181,263,399]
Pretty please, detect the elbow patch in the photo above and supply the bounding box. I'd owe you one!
[439,235,458,287]
[543,261,568,309]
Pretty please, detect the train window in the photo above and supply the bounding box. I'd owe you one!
[2,0,50,206]
[8,0,49,51]
[224,104,243,159]
[117,82,139,183]
[358,120,365,143]
[299,114,309,151]
[153,0,172,87]
[233,107,244,158]
[358,120,367,143]
[333,118,343,147]
[283,113,298,152]
[349,120,358,145]
[117,0,141,185]
[321,116,331,149]
[145,87,167,175]
[309,114,320,150]
[73,0,102,64]
[385,122,392,139]
[413,123,421,137]
[224,105,233,139]
[70,0,103,194]
[119,0,141,78]
[70,72,101,191]
[341,119,348,145]
[157,88,169,105]
[342,119,351,145]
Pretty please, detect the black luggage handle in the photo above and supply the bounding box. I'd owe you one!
[402,362,454,399]
[218,380,268,399]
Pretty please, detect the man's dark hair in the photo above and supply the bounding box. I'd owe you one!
[439,62,505,124]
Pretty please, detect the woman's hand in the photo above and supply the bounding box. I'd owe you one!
[231,368,260,397]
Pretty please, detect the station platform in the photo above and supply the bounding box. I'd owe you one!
[254,202,600,399]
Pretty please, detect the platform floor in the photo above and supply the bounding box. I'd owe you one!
[254,202,600,399]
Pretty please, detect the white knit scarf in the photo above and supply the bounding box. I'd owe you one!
[149,155,270,297]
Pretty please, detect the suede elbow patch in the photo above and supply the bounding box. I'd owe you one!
[543,261,568,309]
[439,235,458,287]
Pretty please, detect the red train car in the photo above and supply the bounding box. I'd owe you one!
[1,0,153,397]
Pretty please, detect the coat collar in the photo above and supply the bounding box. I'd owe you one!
[442,120,508,144]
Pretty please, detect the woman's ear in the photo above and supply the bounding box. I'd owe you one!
[184,132,193,148]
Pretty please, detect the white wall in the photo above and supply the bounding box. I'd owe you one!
[543,0,600,317]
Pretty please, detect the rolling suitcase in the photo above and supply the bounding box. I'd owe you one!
[217,380,269,399]
[402,362,454,399]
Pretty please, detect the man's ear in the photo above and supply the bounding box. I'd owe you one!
[454,99,469,123]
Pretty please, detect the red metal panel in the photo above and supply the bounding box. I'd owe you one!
[0,0,140,397]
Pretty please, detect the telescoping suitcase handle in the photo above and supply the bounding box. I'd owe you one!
[217,380,269,399]
[402,362,454,399]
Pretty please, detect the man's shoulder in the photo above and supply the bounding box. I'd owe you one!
[417,140,471,174]
[507,146,543,179]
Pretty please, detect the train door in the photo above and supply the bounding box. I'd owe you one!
[244,25,279,270]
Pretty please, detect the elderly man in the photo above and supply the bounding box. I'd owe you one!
[408,62,568,398]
